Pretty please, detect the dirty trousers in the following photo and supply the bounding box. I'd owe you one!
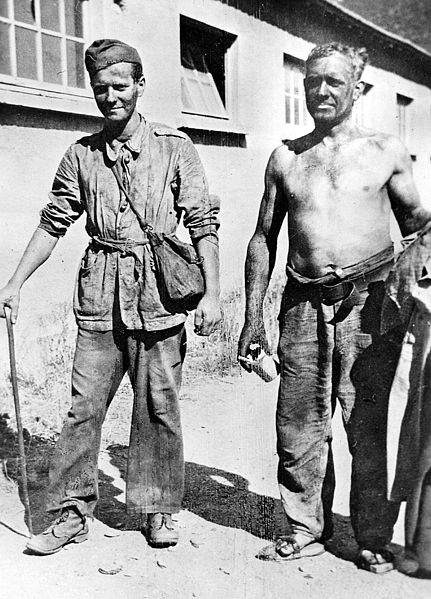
[277,279,401,549]
[46,324,186,518]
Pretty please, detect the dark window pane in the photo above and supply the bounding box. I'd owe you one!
[40,0,60,32]
[285,96,291,124]
[14,0,34,24]
[293,70,301,94]
[0,0,9,18]
[66,39,85,87]
[284,68,291,94]
[42,33,62,84]
[294,98,300,125]
[65,0,83,37]
[16,26,37,79]
[0,22,11,74]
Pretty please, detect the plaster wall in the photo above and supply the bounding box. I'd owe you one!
[1,0,431,317]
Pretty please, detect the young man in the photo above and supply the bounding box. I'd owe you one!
[238,42,431,570]
[0,39,220,554]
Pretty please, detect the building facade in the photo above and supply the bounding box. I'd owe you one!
[1,0,431,305]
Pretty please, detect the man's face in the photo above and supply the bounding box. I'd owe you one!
[91,62,145,123]
[304,53,361,126]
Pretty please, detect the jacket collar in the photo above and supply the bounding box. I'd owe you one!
[104,115,147,163]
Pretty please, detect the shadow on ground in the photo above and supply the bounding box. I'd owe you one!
[0,417,359,564]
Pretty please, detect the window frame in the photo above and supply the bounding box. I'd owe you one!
[283,54,310,130]
[0,0,96,113]
[180,15,236,122]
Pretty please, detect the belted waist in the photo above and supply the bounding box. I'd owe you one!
[91,235,149,256]
[286,245,394,324]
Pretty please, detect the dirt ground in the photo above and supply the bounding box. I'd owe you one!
[1,373,430,599]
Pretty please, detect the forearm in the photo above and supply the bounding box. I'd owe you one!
[400,206,431,237]
[194,234,220,299]
[244,233,274,324]
[8,227,59,289]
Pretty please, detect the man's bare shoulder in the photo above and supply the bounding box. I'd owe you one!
[266,133,314,174]
[354,126,408,155]
[264,144,292,178]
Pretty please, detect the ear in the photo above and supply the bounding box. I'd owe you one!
[137,76,146,97]
[353,80,365,103]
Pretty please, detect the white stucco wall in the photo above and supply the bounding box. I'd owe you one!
[1,0,430,316]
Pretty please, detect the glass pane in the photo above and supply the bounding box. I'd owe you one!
[41,0,60,32]
[284,67,291,94]
[0,22,11,74]
[65,0,83,37]
[16,26,37,79]
[42,33,62,84]
[188,77,205,110]
[285,95,291,124]
[14,0,34,24]
[0,0,9,18]
[293,70,301,94]
[294,98,300,125]
[67,39,85,87]
[201,78,225,116]
[181,77,193,111]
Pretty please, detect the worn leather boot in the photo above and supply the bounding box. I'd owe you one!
[145,513,179,547]
[26,507,89,555]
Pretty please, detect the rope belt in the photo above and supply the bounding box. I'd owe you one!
[286,245,394,324]
[91,235,149,256]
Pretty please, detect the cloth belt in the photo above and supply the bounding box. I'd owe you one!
[91,235,149,261]
[286,245,394,324]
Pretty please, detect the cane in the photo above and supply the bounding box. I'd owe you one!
[4,307,33,536]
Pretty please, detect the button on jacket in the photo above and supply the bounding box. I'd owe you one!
[38,118,219,331]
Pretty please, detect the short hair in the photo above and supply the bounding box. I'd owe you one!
[306,42,369,81]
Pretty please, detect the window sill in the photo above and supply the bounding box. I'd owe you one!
[0,81,100,117]
[177,112,247,135]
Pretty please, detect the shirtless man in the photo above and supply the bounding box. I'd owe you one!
[238,42,431,570]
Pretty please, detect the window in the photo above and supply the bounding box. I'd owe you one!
[284,55,309,128]
[396,93,413,143]
[180,16,236,119]
[353,83,373,126]
[0,0,87,89]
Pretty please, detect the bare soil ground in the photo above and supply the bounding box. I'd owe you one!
[1,373,431,599]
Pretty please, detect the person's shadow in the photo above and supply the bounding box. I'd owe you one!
[0,414,359,563]
[100,443,359,561]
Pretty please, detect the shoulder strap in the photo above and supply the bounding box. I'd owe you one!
[110,161,152,233]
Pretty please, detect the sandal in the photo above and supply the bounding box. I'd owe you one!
[257,535,325,561]
[356,548,394,574]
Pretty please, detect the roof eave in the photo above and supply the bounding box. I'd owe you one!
[314,0,431,64]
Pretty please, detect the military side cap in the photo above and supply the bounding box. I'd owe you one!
[85,39,142,76]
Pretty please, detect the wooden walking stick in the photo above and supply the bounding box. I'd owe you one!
[4,307,33,536]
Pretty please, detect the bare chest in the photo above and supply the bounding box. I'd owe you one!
[283,143,393,211]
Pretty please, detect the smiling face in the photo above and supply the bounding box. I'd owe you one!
[304,53,362,126]
[91,62,145,125]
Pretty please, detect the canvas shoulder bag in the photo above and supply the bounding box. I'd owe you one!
[110,162,205,310]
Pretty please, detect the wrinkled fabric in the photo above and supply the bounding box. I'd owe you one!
[47,324,186,517]
[277,264,401,549]
[38,117,219,331]
[385,229,431,549]
[381,222,431,334]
